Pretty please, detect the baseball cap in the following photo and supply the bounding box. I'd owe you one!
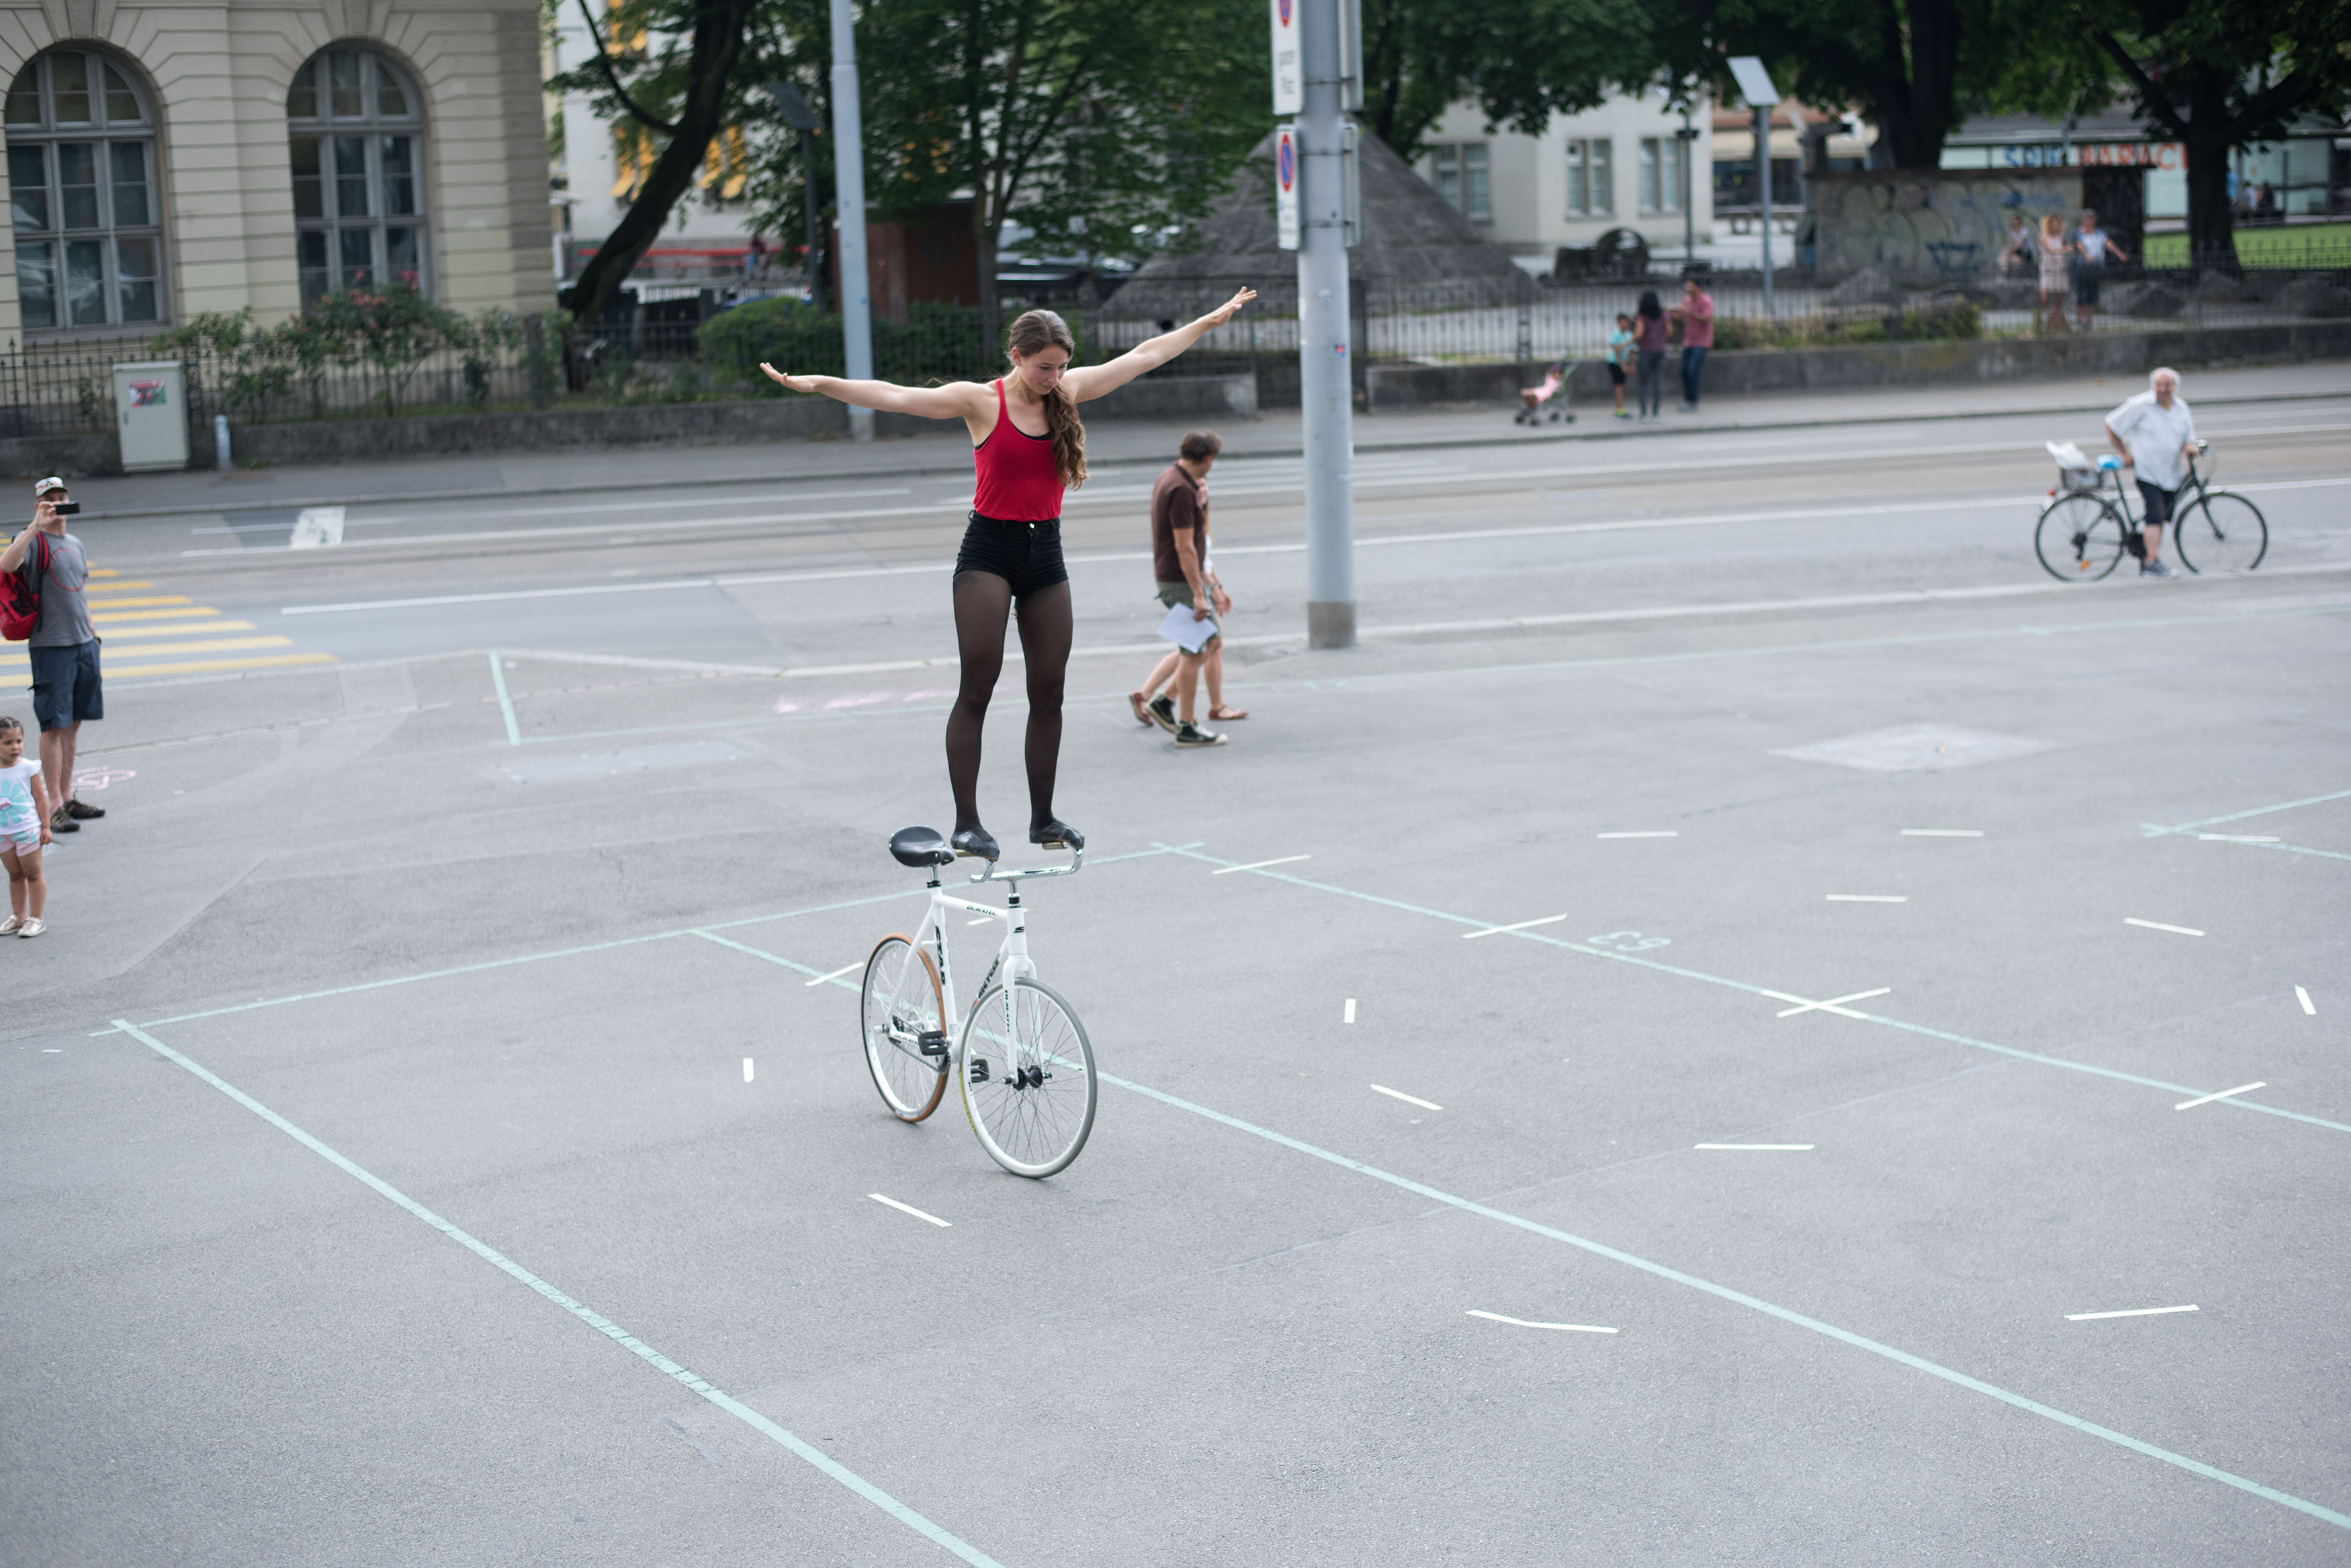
[32,476,65,498]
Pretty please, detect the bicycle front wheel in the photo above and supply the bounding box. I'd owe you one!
[861,935,947,1122]
[959,978,1097,1178]
[2172,490,2267,574]
[2035,494,2127,581]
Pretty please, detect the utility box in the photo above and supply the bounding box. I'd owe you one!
[112,359,188,473]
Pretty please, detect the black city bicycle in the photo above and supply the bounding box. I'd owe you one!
[2034,440,2266,582]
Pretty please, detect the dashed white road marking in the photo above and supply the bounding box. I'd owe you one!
[2199,833,2279,843]
[869,1194,951,1227]
[2297,986,2317,1015]
[1596,831,1677,839]
[2067,1305,2198,1322]
[1695,1143,1815,1150]
[1467,1311,1617,1334]
[1901,828,1983,837]
[2125,918,2205,936]
[1344,998,1356,1024]
[2175,1082,2265,1111]
[743,1058,754,1082]
[1370,1084,1442,1111]
[1826,894,1907,903]
[805,962,861,987]
[1213,855,1311,874]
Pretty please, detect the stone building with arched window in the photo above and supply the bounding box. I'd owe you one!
[0,0,554,342]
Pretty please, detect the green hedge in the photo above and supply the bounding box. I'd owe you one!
[699,297,1023,391]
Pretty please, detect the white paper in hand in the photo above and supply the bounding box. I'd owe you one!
[1155,601,1218,653]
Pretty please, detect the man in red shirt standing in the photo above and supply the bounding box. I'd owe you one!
[1670,276,1716,413]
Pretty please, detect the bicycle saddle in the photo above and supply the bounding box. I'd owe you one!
[889,825,955,868]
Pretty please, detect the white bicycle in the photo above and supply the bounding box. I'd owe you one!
[858,826,1098,1178]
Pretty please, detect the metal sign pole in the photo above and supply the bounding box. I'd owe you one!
[1294,0,1357,647]
[1728,58,1781,319]
[828,0,875,440]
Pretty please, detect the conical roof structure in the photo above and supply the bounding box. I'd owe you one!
[1114,128,1527,314]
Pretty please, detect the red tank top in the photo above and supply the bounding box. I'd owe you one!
[971,379,1064,522]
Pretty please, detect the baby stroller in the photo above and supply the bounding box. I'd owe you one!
[1515,361,1574,425]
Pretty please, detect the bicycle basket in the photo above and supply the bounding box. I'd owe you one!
[2057,466,2102,492]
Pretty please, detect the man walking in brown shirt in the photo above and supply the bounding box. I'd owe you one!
[1128,430,1233,747]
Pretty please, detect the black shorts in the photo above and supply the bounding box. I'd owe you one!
[2136,479,2178,528]
[2074,267,2102,306]
[954,512,1067,599]
[30,639,101,731]
[1607,362,1627,386]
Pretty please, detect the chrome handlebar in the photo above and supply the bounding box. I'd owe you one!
[970,843,1084,884]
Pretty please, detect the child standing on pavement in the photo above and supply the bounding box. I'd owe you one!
[0,715,52,936]
[1607,314,1635,419]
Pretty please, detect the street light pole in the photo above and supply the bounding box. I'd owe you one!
[1297,0,1358,648]
[828,0,875,441]
[1727,58,1781,316]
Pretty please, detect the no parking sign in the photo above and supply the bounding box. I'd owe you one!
[1276,126,1299,251]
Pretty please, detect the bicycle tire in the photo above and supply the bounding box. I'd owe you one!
[959,977,1096,1179]
[2170,490,2267,574]
[860,935,948,1122]
[2034,493,2128,582]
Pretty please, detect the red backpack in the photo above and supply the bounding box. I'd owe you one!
[2,535,50,643]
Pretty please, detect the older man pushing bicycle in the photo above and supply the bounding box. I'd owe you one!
[2105,367,2199,579]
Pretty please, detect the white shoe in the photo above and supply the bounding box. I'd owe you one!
[17,917,43,937]
[0,915,19,935]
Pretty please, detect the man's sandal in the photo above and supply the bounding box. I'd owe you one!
[1208,705,1249,721]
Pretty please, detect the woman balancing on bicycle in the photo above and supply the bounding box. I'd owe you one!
[761,289,1255,862]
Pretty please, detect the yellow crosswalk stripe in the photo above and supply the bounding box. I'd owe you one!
[106,651,337,678]
[93,606,221,623]
[89,568,121,577]
[0,635,291,666]
[85,596,191,610]
[94,620,257,639]
[76,580,154,591]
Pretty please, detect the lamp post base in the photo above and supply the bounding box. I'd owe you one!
[1307,600,1356,649]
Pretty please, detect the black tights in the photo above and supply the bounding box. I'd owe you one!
[946,572,1071,834]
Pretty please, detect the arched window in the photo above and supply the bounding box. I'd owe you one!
[5,48,164,332]
[285,46,425,303]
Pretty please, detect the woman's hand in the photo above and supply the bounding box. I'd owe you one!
[760,363,820,394]
[1201,287,1257,328]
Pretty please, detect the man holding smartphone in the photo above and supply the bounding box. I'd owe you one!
[1,478,103,834]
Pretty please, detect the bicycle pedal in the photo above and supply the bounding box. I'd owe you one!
[918,1030,948,1058]
[969,1058,991,1084]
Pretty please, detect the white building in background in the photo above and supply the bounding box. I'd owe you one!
[1415,89,1715,271]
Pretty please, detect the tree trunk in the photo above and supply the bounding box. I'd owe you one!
[561,0,757,324]
[2180,66,2237,276]
[1870,0,1961,169]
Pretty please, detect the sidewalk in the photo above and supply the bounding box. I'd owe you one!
[57,359,2350,521]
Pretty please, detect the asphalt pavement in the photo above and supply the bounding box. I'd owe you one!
[3,363,2346,1566]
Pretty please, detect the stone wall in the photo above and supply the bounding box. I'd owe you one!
[1809,169,2082,285]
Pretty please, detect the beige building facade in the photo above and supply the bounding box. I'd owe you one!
[0,0,554,345]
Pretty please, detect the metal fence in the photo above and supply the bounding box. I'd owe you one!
[2,247,2343,439]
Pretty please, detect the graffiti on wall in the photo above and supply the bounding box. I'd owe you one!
[1810,170,2083,283]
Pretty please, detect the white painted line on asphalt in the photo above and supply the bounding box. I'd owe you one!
[1344,998,1356,1024]
[2126,918,2205,936]
[1370,1084,1443,1111]
[1902,828,1983,837]
[2298,986,2317,1015]
[1597,830,1677,838]
[1462,914,1568,939]
[805,962,861,987]
[2067,1305,2198,1322]
[1695,1143,1814,1150]
[1826,894,1907,903]
[869,1193,951,1228]
[1213,855,1310,874]
[2176,1082,2265,1111]
[743,1058,754,1083]
[1467,1311,1617,1334]
[2199,833,2280,842]
[1771,986,1892,1018]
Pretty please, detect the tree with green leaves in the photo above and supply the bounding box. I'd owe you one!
[1356,0,1656,160]
[2069,0,2351,265]
[549,0,760,324]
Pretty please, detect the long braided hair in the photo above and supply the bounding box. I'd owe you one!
[1005,309,1087,490]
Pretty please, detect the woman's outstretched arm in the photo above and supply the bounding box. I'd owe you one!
[1064,288,1256,404]
[760,365,986,420]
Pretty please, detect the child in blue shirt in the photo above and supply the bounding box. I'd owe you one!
[1607,315,1635,419]
[0,715,52,936]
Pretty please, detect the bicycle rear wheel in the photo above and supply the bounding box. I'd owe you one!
[2035,494,2127,581]
[861,935,947,1121]
[959,978,1096,1178]
[2171,490,2267,574]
